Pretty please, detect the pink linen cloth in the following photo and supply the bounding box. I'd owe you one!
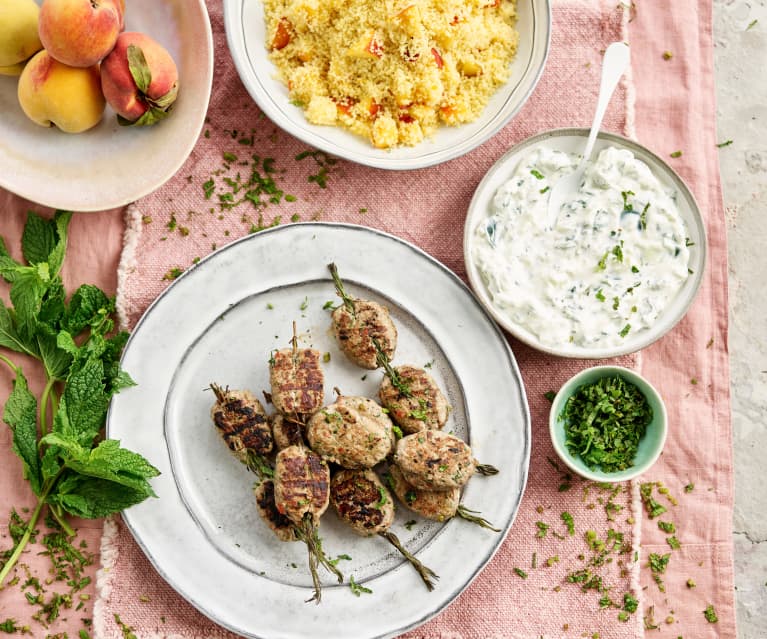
[0,0,735,638]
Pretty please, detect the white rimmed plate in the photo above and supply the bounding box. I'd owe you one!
[107,222,531,639]
[0,0,213,212]
[463,128,707,359]
[223,0,550,170]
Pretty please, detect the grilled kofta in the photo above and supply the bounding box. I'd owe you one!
[387,464,498,531]
[273,444,342,602]
[210,383,274,477]
[328,262,397,369]
[378,364,449,434]
[269,323,324,421]
[307,396,395,469]
[254,480,296,542]
[331,469,438,590]
[393,430,498,491]
[271,413,305,450]
[330,468,394,536]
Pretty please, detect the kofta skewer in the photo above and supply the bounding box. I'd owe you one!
[394,430,499,491]
[387,464,499,532]
[328,263,397,369]
[209,384,274,479]
[330,469,438,591]
[273,444,343,602]
[373,338,449,434]
[269,321,325,421]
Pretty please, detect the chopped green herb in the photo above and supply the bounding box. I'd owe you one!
[513,567,528,579]
[540,186,550,194]
[612,296,620,310]
[544,390,556,402]
[597,251,609,271]
[686,578,696,588]
[322,352,331,363]
[640,483,668,518]
[670,150,683,158]
[619,324,631,338]
[640,202,649,230]
[560,375,652,472]
[530,169,545,180]
[392,425,403,439]
[300,297,309,311]
[290,213,301,223]
[747,18,758,30]
[595,289,606,302]
[349,576,373,596]
[561,512,575,536]
[703,604,718,623]
[162,267,184,280]
[684,482,695,493]
[667,536,681,550]
[322,300,335,310]
[649,552,670,574]
[662,50,673,60]
[658,521,676,533]
[375,485,388,508]
[631,265,640,273]
[223,151,237,163]
[404,520,417,530]
[618,611,630,622]
[535,521,549,538]
[0,620,19,633]
[716,140,733,148]
[623,592,638,613]
[266,303,274,310]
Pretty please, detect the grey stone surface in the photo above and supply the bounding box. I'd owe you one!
[713,1,767,636]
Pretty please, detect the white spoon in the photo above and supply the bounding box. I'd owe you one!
[547,42,631,228]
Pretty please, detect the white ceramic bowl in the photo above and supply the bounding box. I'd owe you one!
[223,0,550,170]
[549,365,667,482]
[463,128,707,358]
[0,0,213,212]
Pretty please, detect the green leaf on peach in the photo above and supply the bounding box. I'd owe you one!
[127,44,152,94]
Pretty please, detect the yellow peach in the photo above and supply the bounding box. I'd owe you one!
[17,49,105,133]
[0,0,43,68]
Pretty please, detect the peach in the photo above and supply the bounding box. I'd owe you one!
[17,49,105,133]
[38,0,122,68]
[100,32,179,126]
[0,0,43,68]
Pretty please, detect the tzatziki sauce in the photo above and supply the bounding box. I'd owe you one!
[472,145,692,350]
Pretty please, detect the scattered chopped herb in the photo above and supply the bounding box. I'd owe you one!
[670,150,683,158]
[640,483,668,518]
[611,243,624,263]
[300,297,309,311]
[349,576,373,596]
[703,604,718,623]
[546,555,560,567]
[716,140,733,148]
[747,18,758,30]
[644,606,659,630]
[561,512,575,536]
[392,425,403,439]
[597,251,609,271]
[162,267,184,280]
[323,352,331,363]
[375,485,388,508]
[612,296,620,310]
[532,552,537,569]
[662,50,673,60]
[686,578,696,588]
[658,521,676,533]
[114,613,138,639]
[535,521,549,538]
[595,289,606,302]
[623,592,638,613]
[513,567,528,579]
[530,169,545,180]
[328,553,352,566]
[290,213,301,223]
[691,377,698,385]
[404,520,417,530]
[667,536,681,550]
[202,178,215,199]
[266,303,274,310]
[560,375,652,472]
[0,620,19,633]
[544,390,557,402]
[405,490,417,504]
[618,611,630,622]
[684,482,695,493]
[322,300,335,310]
[540,186,550,194]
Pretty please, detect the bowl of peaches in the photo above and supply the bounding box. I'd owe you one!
[0,0,213,211]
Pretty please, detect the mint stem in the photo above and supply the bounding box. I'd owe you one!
[0,354,19,374]
[40,376,56,438]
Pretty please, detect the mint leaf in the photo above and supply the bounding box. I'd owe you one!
[21,211,57,265]
[37,330,72,381]
[59,357,109,447]
[46,211,72,277]
[65,284,112,334]
[54,438,159,494]
[127,44,152,94]
[0,236,22,282]
[9,267,47,341]
[38,278,66,328]
[49,474,156,519]
[2,370,42,496]
[109,369,137,393]
[0,300,35,357]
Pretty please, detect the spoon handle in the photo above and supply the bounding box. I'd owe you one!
[578,42,631,170]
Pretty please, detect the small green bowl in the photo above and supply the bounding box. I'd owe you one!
[549,365,667,482]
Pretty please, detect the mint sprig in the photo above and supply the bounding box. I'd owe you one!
[0,211,158,587]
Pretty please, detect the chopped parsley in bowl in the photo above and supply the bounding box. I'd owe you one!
[548,365,667,481]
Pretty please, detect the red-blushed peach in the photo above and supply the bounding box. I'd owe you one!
[100,31,179,126]
[38,0,122,68]
[17,49,105,133]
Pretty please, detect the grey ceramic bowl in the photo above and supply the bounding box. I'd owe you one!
[549,365,667,482]
[464,128,707,359]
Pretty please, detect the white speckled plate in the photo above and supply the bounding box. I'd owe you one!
[464,128,707,359]
[107,223,530,639]
[222,0,550,170]
[0,0,212,212]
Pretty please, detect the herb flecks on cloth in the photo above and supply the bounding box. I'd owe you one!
[560,375,652,472]
[0,211,159,588]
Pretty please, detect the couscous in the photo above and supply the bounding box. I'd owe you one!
[263,0,519,148]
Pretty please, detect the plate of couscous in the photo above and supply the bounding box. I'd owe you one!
[223,0,550,169]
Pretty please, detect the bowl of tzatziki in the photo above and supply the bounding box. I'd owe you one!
[463,128,706,358]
